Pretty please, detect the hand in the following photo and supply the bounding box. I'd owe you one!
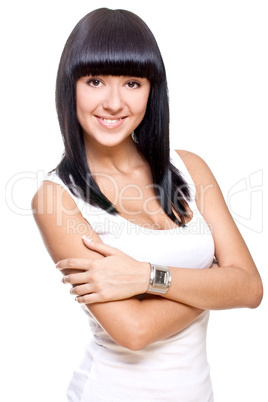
[56,237,150,304]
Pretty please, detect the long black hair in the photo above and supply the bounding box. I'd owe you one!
[55,8,190,226]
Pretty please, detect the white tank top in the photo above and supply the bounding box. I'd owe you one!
[46,150,215,401]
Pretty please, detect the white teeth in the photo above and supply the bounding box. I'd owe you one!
[102,118,120,124]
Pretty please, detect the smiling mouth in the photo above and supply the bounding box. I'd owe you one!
[98,117,125,123]
[95,116,126,129]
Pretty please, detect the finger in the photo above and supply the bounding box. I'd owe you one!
[56,258,94,271]
[75,293,105,305]
[70,283,93,296]
[82,237,120,256]
[62,271,91,285]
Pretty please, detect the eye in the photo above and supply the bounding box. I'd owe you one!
[126,81,141,89]
[87,78,103,87]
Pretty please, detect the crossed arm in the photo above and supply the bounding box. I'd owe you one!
[32,152,263,350]
[32,181,204,350]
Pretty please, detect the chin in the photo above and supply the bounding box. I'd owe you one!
[93,134,132,147]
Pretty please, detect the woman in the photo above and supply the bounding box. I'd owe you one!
[32,8,263,401]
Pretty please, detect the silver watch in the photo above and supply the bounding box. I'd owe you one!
[148,264,171,294]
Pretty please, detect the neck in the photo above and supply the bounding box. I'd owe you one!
[84,137,145,174]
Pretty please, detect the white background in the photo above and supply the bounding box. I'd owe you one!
[1,1,267,401]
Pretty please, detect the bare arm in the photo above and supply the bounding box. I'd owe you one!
[159,151,263,310]
[32,181,204,351]
[56,152,263,311]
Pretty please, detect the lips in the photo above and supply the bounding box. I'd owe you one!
[102,118,121,124]
[95,116,126,129]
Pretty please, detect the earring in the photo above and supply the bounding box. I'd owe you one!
[131,131,139,144]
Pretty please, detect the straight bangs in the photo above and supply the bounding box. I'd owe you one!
[67,8,165,84]
[56,8,190,225]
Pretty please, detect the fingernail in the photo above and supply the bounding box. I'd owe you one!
[82,235,92,243]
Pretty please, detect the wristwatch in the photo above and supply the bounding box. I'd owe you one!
[147,264,172,294]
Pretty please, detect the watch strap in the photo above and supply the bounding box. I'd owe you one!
[147,263,171,294]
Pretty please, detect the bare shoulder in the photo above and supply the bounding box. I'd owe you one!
[175,149,205,166]
[175,149,217,189]
[32,180,98,263]
[32,180,83,234]
[32,180,80,217]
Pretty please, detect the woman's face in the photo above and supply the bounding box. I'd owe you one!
[76,75,151,148]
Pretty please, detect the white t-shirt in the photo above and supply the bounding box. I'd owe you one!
[46,150,215,401]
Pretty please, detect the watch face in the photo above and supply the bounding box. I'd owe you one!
[155,270,167,285]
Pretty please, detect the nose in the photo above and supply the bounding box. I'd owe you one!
[102,84,124,113]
